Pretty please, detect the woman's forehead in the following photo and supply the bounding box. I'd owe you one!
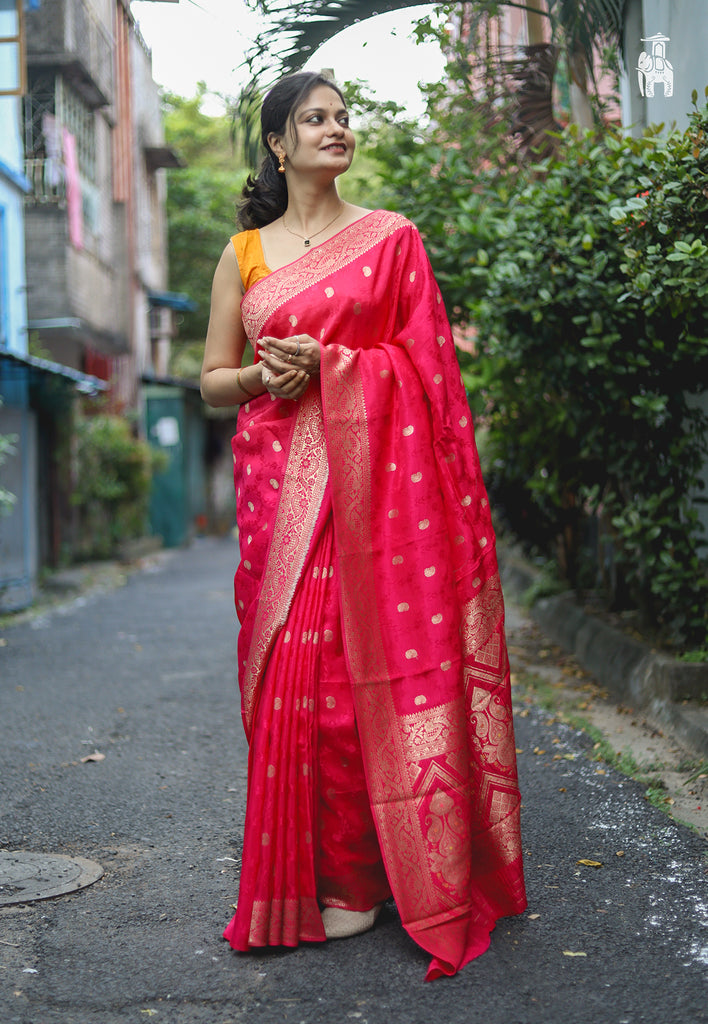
[295,85,345,115]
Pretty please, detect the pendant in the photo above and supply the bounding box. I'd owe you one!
[304,239,310,247]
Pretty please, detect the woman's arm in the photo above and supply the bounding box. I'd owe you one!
[201,243,264,407]
[201,242,311,406]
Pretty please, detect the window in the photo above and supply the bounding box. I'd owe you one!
[0,0,25,97]
[24,71,55,159]
[0,206,6,346]
[24,71,98,231]
[56,77,96,183]
[25,73,96,182]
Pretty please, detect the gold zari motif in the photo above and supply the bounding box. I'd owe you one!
[426,790,470,892]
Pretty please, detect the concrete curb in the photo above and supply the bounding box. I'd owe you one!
[499,548,708,759]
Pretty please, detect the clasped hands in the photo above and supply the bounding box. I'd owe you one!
[258,334,320,401]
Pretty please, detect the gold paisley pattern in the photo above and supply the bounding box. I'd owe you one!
[460,573,505,670]
[468,686,517,770]
[426,790,470,892]
[400,698,465,765]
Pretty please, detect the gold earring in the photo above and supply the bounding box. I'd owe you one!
[278,153,286,173]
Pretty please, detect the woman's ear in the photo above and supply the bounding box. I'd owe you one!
[267,133,284,161]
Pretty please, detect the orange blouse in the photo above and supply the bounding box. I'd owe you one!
[231,230,271,292]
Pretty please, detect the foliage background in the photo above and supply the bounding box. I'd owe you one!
[346,64,708,647]
[159,39,708,648]
[72,415,168,559]
[163,86,246,377]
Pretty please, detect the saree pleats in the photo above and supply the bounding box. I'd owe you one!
[224,210,526,977]
[225,504,330,948]
[314,535,392,912]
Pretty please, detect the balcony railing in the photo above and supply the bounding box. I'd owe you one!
[24,158,65,204]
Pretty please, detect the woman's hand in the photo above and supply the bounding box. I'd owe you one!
[259,334,321,375]
[260,363,311,401]
[258,334,321,393]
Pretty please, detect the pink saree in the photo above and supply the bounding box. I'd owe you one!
[223,210,527,979]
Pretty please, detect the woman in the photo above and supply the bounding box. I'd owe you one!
[201,71,526,980]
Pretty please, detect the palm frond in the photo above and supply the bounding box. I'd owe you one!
[504,42,561,159]
[548,0,626,74]
[227,79,264,169]
[245,0,435,77]
[236,0,628,161]
[247,1,627,81]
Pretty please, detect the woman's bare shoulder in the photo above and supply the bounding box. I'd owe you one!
[212,239,243,297]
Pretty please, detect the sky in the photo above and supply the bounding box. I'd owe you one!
[130,1,446,118]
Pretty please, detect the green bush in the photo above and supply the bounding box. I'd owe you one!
[375,95,708,647]
[473,102,708,645]
[72,415,165,559]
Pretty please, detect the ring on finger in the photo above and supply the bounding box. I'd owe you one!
[287,353,293,363]
[295,337,301,357]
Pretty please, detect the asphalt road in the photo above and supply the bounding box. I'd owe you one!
[1,538,706,1024]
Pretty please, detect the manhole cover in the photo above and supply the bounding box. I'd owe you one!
[0,851,103,906]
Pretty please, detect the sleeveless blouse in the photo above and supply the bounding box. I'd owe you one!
[231,230,271,292]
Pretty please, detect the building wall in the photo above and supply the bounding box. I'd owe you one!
[621,0,708,132]
[1,16,33,608]
[130,23,170,381]
[22,0,175,387]
[23,204,70,321]
[22,59,128,355]
[0,403,38,611]
[449,2,621,126]
[25,0,113,108]
[0,96,29,357]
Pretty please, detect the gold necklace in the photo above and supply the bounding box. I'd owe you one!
[283,203,346,247]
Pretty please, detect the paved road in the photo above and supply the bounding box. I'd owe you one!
[1,538,706,1024]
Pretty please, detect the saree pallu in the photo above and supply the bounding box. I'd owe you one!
[223,210,527,979]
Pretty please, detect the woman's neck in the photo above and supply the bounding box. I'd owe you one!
[283,183,344,235]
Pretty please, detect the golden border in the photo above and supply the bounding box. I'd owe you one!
[321,346,444,919]
[241,388,329,732]
[241,210,409,341]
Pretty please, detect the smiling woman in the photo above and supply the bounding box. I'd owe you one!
[201,73,369,407]
[201,71,527,981]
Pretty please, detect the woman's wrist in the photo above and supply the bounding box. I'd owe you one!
[236,364,262,401]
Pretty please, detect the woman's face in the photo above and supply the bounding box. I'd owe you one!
[274,84,355,177]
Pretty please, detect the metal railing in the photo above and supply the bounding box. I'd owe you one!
[24,158,65,203]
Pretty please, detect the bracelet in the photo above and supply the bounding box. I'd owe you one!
[237,368,256,399]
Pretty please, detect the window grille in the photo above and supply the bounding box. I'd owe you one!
[56,77,96,183]
[24,72,96,182]
[24,71,56,159]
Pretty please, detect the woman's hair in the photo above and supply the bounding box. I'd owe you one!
[237,72,347,231]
